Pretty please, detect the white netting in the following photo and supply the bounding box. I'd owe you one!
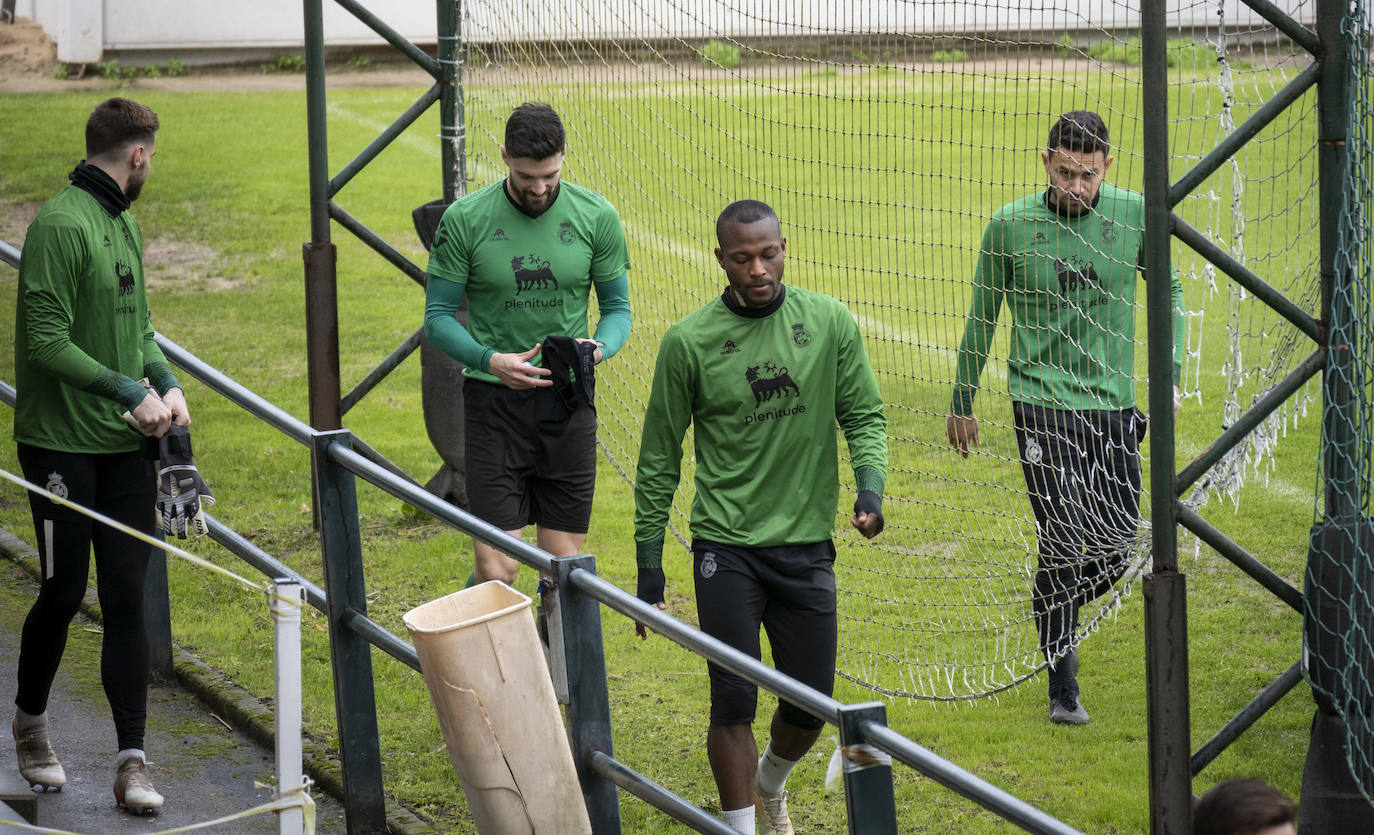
[446,0,1320,699]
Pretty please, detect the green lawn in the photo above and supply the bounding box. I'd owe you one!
[0,58,1328,833]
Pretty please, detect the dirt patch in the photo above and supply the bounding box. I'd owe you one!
[0,197,231,291]
[0,19,57,80]
[144,237,235,291]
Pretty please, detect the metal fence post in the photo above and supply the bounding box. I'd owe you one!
[552,555,621,834]
[838,702,898,834]
[311,429,387,833]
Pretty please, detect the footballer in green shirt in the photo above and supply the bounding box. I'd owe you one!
[633,200,887,833]
[946,111,1186,727]
[424,103,631,587]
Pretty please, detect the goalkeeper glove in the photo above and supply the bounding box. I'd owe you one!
[156,424,215,539]
[854,490,884,536]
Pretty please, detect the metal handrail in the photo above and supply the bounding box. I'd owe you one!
[3,238,1079,833]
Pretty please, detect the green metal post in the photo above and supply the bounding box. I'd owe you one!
[838,704,898,834]
[438,0,464,201]
[312,430,387,833]
[1316,0,1356,519]
[303,0,341,433]
[1298,1,1374,829]
[1141,0,1191,830]
[553,556,622,833]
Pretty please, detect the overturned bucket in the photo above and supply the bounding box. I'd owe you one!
[403,581,592,834]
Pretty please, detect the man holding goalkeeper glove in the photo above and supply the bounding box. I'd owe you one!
[11,97,210,816]
[633,200,887,834]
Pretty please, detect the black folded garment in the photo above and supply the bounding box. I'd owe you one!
[542,334,598,415]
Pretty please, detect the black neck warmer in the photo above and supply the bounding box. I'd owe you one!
[721,283,786,319]
[69,161,130,218]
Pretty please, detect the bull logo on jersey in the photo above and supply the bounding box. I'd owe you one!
[511,253,559,294]
[745,362,800,406]
[791,322,811,347]
[1055,255,1100,292]
[558,220,575,245]
[115,261,135,296]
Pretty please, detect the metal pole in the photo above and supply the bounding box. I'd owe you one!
[271,578,306,835]
[312,430,387,833]
[303,0,340,433]
[1141,0,1191,830]
[437,0,464,201]
[838,704,897,834]
[553,556,621,833]
[1316,0,1356,520]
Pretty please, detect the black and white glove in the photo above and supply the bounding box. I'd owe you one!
[156,424,214,538]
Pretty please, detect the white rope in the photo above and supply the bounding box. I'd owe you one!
[0,468,262,593]
[0,791,315,834]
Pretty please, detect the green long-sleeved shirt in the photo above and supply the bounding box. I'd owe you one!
[424,179,632,381]
[14,183,173,453]
[951,184,1185,414]
[634,285,887,557]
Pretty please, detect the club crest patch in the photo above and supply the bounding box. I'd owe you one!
[558,220,575,245]
[699,551,717,579]
[791,322,811,347]
[45,472,68,503]
[1100,218,1118,243]
[1024,437,1043,465]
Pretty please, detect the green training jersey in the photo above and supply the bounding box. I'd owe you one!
[14,185,167,453]
[951,183,1186,414]
[634,285,888,549]
[426,180,631,384]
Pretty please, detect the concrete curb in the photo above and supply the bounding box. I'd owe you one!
[0,527,436,835]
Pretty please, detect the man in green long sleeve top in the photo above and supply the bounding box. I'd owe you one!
[12,97,188,814]
[423,102,631,587]
[633,200,887,835]
[946,111,1186,726]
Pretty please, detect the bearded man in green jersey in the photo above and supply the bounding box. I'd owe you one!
[12,97,189,814]
[424,103,631,587]
[946,111,1185,726]
[634,200,887,834]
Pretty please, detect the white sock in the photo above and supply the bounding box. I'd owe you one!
[116,748,146,768]
[721,805,755,833]
[756,743,801,794]
[14,708,46,733]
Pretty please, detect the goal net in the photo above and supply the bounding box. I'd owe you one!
[447,0,1321,700]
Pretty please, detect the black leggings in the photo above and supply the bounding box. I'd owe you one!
[1012,404,1144,664]
[16,444,156,752]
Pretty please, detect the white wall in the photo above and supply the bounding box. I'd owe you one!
[19,0,1320,64]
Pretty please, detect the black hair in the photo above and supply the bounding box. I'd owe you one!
[86,97,159,159]
[715,199,779,246]
[1047,110,1110,156]
[504,102,565,160]
[1193,778,1297,835]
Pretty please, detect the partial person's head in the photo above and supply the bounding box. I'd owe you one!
[501,102,566,215]
[85,97,159,200]
[1041,110,1113,216]
[714,200,785,308]
[1193,778,1298,835]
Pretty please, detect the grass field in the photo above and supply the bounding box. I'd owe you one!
[0,56,1326,833]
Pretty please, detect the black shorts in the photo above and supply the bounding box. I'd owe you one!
[692,539,837,730]
[463,378,597,533]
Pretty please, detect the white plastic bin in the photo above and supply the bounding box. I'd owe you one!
[403,581,592,834]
